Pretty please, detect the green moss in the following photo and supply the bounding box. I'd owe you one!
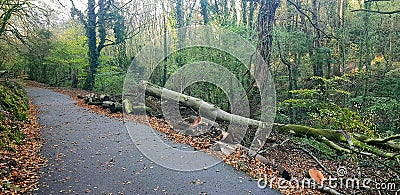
[1,179,21,191]
[0,82,29,121]
[0,82,29,151]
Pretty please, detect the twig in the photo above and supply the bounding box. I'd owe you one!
[352,149,400,175]
[257,138,291,154]
[297,147,335,176]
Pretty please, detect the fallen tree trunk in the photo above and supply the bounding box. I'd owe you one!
[122,99,152,115]
[353,133,400,150]
[138,81,400,159]
[142,81,267,128]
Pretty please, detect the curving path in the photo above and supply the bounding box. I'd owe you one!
[27,87,279,194]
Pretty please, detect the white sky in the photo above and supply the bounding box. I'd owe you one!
[40,0,86,21]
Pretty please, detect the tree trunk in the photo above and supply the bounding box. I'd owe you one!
[298,0,307,33]
[142,81,266,128]
[311,0,323,77]
[84,0,100,90]
[255,0,280,95]
[71,68,78,88]
[176,0,185,48]
[162,8,168,86]
[338,0,346,75]
[248,1,256,29]
[200,0,209,24]
[138,81,400,159]
[241,0,247,25]
[256,0,280,66]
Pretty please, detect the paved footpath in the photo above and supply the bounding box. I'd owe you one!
[27,87,279,194]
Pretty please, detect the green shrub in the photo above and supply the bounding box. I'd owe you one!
[349,96,400,134]
[278,77,373,135]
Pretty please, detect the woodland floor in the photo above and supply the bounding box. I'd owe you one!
[20,81,400,194]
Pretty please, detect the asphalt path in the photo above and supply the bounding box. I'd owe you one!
[27,87,279,194]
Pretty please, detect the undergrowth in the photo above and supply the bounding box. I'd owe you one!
[0,81,29,151]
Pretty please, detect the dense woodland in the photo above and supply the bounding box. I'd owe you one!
[0,0,400,193]
[1,0,399,135]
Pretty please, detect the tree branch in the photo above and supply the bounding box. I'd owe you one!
[69,0,87,27]
[351,9,400,15]
[297,147,335,176]
[364,0,391,2]
[286,0,336,39]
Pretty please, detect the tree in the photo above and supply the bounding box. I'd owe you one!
[24,29,53,83]
[248,1,256,29]
[0,0,53,76]
[256,0,281,68]
[44,22,88,88]
[200,0,209,24]
[311,0,323,77]
[70,0,126,90]
[241,0,247,25]
[0,0,28,37]
[175,0,185,47]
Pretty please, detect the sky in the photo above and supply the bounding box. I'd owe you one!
[41,0,86,21]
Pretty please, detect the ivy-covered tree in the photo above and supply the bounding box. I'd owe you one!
[70,0,126,90]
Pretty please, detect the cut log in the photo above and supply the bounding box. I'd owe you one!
[110,102,122,113]
[100,94,110,101]
[138,81,400,159]
[87,101,103,105]
[100,100,122,113]
[122,99,151,115]
[122,99,133,114]
[102,101,115,108]
[84,94,99,103]
[142,81,267,128]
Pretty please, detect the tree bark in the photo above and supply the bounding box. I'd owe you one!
[256,0,280,66]
[84,0,100,90]
[142,81,267,128]
[139,81,400,159]
[200,0,209,24]
[241,0,247,25]
[248,1,256,29]
[176,0,185,48]
[311,0,323,77]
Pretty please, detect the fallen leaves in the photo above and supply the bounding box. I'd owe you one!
[308,169,324,184]
[0,103,46,194]
[24,81,400,195]
[29,83,321,194]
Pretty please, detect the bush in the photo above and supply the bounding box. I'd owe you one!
[278,76,373,135]
[349,96,400,134]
